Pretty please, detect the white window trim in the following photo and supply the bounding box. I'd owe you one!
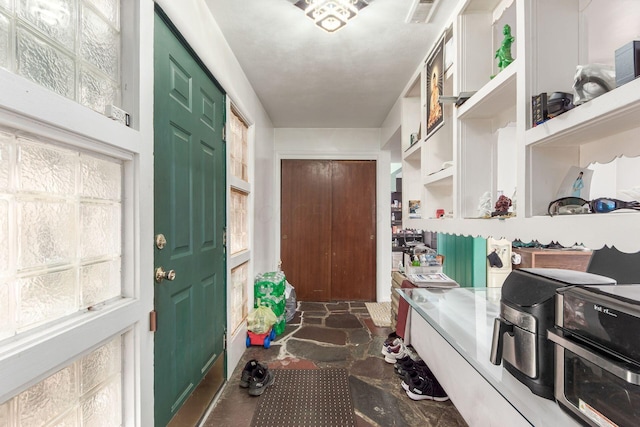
[0,1,154,425]
[225,100,254,378]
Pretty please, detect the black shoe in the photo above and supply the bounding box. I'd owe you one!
[393,355,415,376]
[396,357,432,378]
[401,362,436,390]
[248,365,275,396]
[239,359,259,388]
[405,376,449,402]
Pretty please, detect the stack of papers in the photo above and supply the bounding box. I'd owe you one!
[407,272,460,288]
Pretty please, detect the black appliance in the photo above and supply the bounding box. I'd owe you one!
[615,40,640,87]
[548,284,640,427]
[490,268,615,399]
[532,92,574,126]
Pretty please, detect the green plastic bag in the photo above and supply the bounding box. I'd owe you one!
[247,305,277,334]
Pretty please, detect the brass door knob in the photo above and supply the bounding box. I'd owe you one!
[155,266,176,283]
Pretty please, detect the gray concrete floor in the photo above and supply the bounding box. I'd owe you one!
[202,301,467,427]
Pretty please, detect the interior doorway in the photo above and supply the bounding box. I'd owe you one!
[280,159,377,301]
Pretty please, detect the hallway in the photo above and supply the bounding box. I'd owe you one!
[203,301,467,427]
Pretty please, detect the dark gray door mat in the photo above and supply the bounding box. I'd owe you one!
[250,368,356,427]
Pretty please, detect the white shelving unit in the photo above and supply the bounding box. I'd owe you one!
[400,0,640,253]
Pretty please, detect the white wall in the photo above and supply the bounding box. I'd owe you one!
[274,128,392,302]
[155,0,276,378]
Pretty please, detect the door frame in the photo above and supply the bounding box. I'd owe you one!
[275,151,391,303]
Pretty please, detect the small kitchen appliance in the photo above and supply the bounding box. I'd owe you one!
[548,284,640,427]
[490,268,615,399]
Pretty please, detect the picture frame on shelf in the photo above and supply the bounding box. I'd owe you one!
[409,199,422,219]
[555,166,594,199]
[426,36,445,139]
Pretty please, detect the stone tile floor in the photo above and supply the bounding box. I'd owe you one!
[202,302,467,427]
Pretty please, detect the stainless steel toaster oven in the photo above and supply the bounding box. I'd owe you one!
[548,284,640,427]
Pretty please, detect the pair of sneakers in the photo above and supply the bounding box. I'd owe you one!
[239,359,275,396]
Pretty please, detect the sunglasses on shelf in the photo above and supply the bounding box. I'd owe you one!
[547,197,640,216]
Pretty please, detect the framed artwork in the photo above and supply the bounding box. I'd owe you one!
[426,36,445,139]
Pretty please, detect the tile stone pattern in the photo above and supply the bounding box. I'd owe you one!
[204,301,467,427]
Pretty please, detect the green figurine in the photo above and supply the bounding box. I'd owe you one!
[494,24,514,74]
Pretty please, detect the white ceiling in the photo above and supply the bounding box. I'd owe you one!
[203,0,457,130]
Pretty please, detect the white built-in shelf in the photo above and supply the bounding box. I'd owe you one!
[424,168,454,186]
[404,140,422,160]
[419,212,640,253]
[457,60,517,120]
[525,77,640,148]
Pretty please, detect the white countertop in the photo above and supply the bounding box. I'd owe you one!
[398,287,579,427]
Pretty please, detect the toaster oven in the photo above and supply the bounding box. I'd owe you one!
[548,284,640,427]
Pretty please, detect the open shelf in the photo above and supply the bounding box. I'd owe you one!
[457,62,517,120]
[404,140,422,160]
[424,167,454,186]
[526,77,640,149]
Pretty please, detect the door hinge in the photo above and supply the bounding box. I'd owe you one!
[150,310,157,332]
[222,125,226,142]
[223,331,227,351]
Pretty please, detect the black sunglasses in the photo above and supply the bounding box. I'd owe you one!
[547,197,640,216]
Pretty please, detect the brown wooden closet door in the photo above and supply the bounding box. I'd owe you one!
[281,159,376,302]
[330,161,376,301]
[281,160,332,301]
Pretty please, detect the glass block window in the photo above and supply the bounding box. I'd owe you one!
[0,335,122,426]
[230,188,248,254]
[230,262,248,334]
[229,108,248,181]
[0,0,121,115]
[0,128,123,342]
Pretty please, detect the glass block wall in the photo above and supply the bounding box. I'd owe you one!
[229,109,248,181]
[230,262,248,334]
[0,335,123,426]
[0,128,123,341]
[0,0,121,115]
[229,188,247,255]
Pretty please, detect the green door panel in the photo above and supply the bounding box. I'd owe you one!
[154,10,226,427]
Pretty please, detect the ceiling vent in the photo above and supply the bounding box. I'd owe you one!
[406,0,440,24]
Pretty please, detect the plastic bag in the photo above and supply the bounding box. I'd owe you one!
[572,64,615,106]
[247,305,277,334]
[285,281,297,322]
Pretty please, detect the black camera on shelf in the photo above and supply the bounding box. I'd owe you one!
[531,92,574,127]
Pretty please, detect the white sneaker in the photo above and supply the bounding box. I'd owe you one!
[381,337,402,355]
[383,344,407,363]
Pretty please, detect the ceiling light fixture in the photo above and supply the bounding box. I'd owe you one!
[293,0,370,33]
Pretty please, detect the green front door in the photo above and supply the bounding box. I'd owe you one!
[153,11,226,427]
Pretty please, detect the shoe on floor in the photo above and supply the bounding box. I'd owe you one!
[248,365,275,396]
[401,364,437,391]
[396,358,432,379]
[239,359,259,388]
[405,376,449,402]
[381,337,402,354]
[394,355,413,376]
[383,343,407,363]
